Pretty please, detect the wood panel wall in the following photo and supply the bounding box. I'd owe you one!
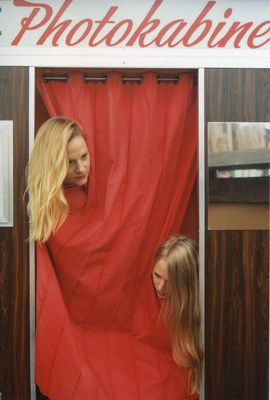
[0,67,30,400]
[205,69,269,400]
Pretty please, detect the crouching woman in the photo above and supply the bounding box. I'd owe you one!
[152,235,203,397]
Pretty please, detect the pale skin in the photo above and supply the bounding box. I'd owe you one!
[152,258,168,300]
[64,136,90,186]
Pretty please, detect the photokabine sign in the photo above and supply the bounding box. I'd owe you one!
[0,0,269,67]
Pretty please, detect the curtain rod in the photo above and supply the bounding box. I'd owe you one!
[157,76,179,84]
[122,76,143,84]
[42,74,197,85]
[42,74,68,83]
[84,76,108,83]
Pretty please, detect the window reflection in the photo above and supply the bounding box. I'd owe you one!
[208,122,270,230]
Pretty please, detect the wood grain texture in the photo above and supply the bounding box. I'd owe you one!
[205,69,270,123]
[0,67,30,400]
[205,69,269,400]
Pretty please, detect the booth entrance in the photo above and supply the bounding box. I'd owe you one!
[33,66,201,400]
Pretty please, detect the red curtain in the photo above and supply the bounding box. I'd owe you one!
[35,71,198,400]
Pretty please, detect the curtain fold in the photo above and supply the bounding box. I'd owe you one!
[35,71,198,400]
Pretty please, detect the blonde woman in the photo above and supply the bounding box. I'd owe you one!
[152,234,203,397]
[26,116,90,243]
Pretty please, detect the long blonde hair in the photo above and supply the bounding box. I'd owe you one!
[155,234,203,395]
[26,117,85,243]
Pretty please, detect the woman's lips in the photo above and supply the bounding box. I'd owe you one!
[76,173,87,180]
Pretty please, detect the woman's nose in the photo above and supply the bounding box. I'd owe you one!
[157,280,166,291]
[75,161,84,172]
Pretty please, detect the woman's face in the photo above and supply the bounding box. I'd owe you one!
[152,258,168,300]
[64,135,90,186]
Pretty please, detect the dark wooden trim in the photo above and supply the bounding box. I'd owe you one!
[205,231,269,400]
[0,67,30,400]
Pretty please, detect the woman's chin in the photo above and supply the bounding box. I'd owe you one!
[156,291,166,299]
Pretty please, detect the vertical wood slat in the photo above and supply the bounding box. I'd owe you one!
[0,67,30,400]
[205,69,269,400]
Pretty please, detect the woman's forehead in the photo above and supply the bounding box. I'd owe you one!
[153,259,168,280]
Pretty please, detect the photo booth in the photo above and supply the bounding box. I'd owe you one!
[0,1,269,399]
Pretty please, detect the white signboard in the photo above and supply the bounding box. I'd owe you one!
[0,121,13,227]
[0,0,269,67]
